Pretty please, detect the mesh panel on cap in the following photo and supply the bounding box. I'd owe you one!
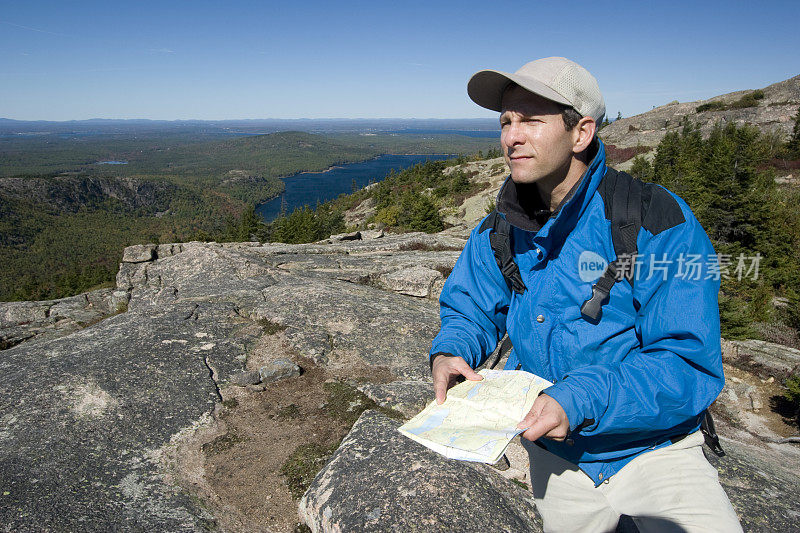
[552,63,604,122]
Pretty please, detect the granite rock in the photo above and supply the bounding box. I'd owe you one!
[298,411,543,532]
[258,358,301,383]
[122,243,157,263]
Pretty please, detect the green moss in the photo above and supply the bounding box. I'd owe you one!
[323,381,404,424]
[201,432,247,456]
[277,403,301,419]
[280,442,341,499]
[258,318,286,335]
[221,397,239,409]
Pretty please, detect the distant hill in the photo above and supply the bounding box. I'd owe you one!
[0,117,498,136]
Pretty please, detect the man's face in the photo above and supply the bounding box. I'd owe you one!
[500,85,576,185]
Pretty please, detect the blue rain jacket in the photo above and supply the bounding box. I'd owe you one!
[430,139,724,486]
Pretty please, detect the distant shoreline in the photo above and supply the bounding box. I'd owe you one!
[280,153,456,181]
[256,153,454,221]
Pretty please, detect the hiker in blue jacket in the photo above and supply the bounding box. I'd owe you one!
[430,57,742,532]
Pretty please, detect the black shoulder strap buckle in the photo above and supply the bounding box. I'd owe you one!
[580,262,617,321]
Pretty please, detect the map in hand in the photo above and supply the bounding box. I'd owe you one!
[398,369,552,464]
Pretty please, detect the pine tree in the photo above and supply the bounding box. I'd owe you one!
[787,106,800,159]
[629,155,653,182]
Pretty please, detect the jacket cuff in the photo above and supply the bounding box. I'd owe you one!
[542,380,596,434]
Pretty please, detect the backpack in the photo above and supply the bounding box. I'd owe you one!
[482,167,725,456]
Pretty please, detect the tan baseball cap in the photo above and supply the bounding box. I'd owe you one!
[467,57,605,124]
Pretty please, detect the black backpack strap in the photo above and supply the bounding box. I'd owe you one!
[610,168,643,286]
[581,168,644,321]
[479,211,527,295]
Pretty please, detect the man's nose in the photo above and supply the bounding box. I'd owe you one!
[503,122,525,146]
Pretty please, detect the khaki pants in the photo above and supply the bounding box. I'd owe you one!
[522,431,743,533]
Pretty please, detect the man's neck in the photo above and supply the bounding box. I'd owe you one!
[536,159,588,212]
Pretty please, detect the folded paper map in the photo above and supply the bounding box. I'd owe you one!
[398,369,552,464]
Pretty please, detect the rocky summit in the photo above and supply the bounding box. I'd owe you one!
[1,221,799,532]
[599,74,800,171]
[3,91,800,530]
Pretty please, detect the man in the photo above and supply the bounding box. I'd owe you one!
[429,57,742,532]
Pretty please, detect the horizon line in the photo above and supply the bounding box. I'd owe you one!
[0,116,500,123]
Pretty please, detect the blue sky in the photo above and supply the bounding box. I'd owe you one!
[1,0,798,121]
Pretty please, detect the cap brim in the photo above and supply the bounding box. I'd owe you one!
[467,69,573,112]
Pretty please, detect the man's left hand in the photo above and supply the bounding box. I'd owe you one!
[516,394,570,442]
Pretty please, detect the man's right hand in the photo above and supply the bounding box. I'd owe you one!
[432,355,483,404]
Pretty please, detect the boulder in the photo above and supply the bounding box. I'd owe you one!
[299,411,542,532]
[360,228,384,240]
[723,338,800,378]
[379,266,443,298]
[358,380,432,418]
[709,434,800,531]
[229,370,262,386]
[0,288,115,348]
[0,300,254,530]
[259,358,301,383]
[327,231,361,242]
[122,243,157,263]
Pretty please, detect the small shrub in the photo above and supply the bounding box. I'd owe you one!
[730,92,764,109]
[510,479,529,490]
[374,205,400,227]
[449,171,471,195]
[605,144,652,164]
[484,196,496,214]
[629,155,654,182]
[696,101,727,113]
[697,91,765,113]
[782,373,800,427]
[397,192,443,233]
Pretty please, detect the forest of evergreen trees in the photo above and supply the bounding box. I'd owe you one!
[628,114,800,339]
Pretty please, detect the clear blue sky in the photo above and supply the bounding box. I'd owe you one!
[1,0,798,121]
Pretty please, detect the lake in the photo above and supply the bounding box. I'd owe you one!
[256,154,453,222]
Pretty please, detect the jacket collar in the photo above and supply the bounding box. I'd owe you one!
[496,137,608,258]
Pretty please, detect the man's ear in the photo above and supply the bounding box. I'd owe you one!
[572,117,596,154]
